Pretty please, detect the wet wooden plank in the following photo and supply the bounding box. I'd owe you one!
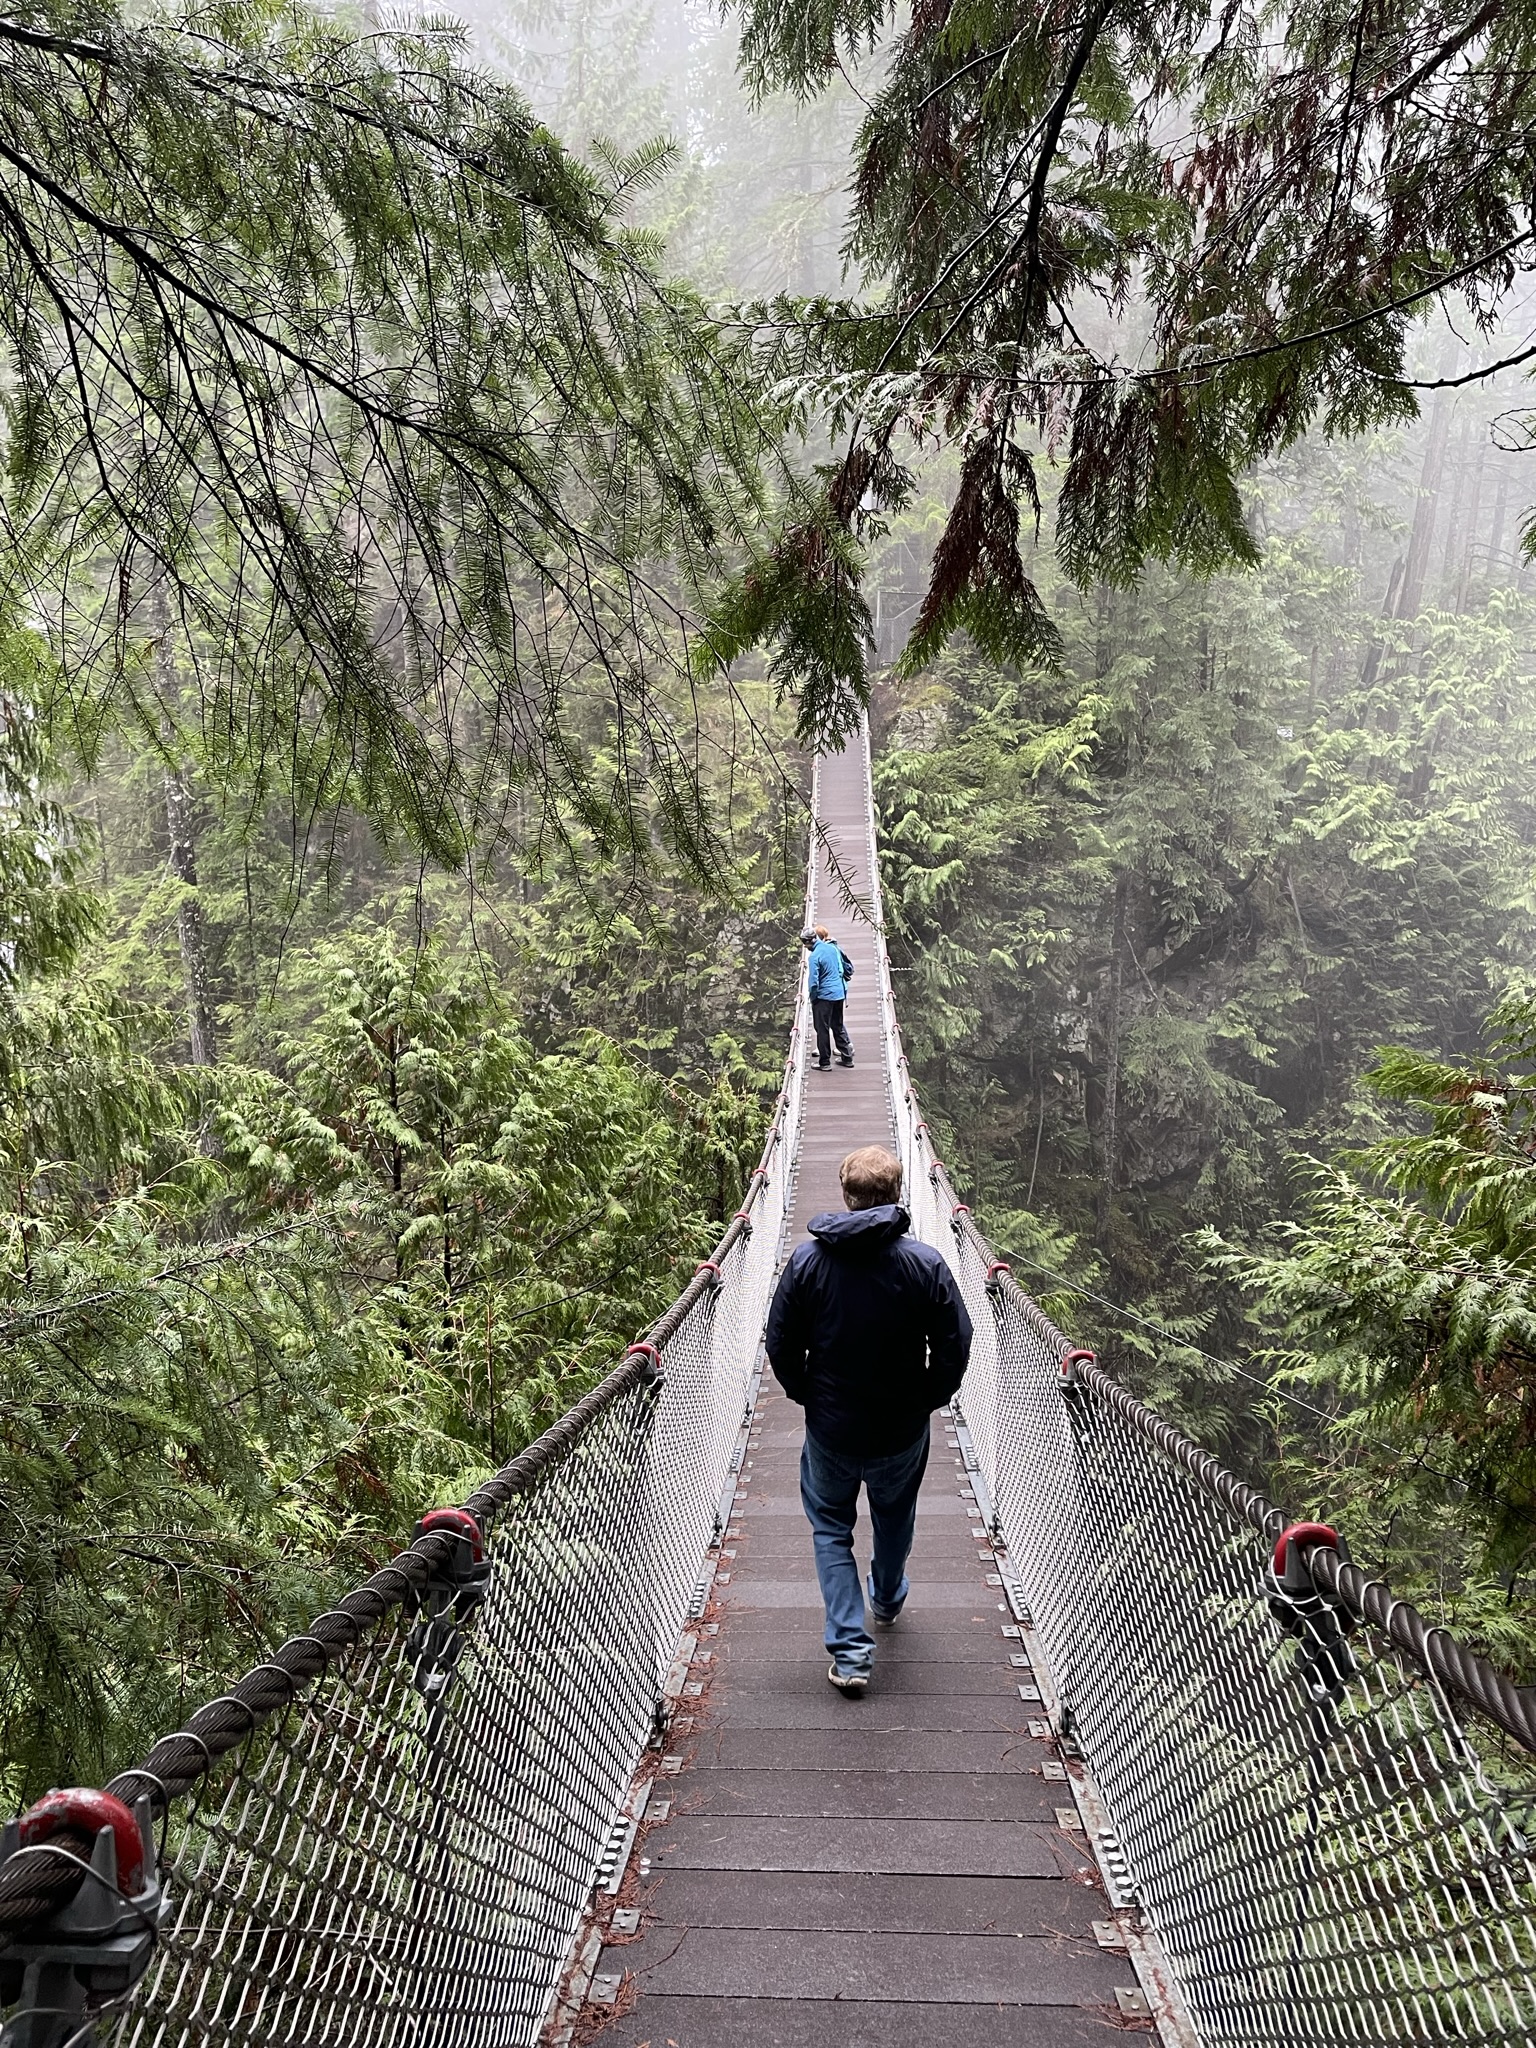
[702,1693,1046,1732]
[598,1926,1121,2003]
[677,1728,1049,1774]
[648,1814,1089,1878]
[595,1992,1125,2047]
[637,1867,1103,1935]
[666,1766,1064,1822]
[703,1657,1027,1697]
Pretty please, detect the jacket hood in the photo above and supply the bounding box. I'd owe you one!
[808,1203,911,1251]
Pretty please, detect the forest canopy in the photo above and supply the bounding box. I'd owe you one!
[0,0,865,869]
[734,0,1536,680]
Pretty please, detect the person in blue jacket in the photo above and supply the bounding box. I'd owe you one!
[765,1143,973,1694]
[803,924,854,1070]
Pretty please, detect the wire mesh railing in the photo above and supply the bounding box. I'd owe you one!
[863,724,1536,2047]
[0,966,810,2048]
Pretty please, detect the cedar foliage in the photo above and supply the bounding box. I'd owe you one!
[1,649,792,1804]
[1202,994,1536,1580]
[871,408,1536,1655]
[0,0,862,854]
[730,0,1536,672]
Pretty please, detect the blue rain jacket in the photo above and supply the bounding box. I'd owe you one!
[807,937,847,1003]
[765,1204,973,1455]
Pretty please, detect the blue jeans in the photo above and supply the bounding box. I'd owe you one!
[799,1427,930,1675]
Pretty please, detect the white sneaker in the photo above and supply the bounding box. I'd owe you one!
[827,1662,869,1696]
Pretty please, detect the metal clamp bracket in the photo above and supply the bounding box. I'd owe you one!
[625,1341,665,1386]
[1058,1347,1096,1411]
[1266,1522,1359,1706]
[0,1789,167,2048]
[406,1508,491,1706]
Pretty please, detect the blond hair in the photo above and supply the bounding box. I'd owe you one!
[840,1145,902,1210]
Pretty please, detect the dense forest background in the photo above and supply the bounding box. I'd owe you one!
[874,393,1536,1671]
[0,0,850,1796]
[7,0,1536,1800]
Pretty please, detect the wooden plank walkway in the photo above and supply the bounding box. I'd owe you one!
[592,742,1134,2045]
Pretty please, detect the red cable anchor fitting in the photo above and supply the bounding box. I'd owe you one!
[986,1260,1012,1286]
[2,1785,167,2024]
[626,1342,664,1384]
[1271,1521,1339,1577]
[1058,1347,1096,1395]
[694,1259,723,1282]
[18,1789,146,1898]
[416,1506,484,1564]
[408,1512,490,1702]
[1267,1523,1358,1704]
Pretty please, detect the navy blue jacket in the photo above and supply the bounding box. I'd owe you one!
[765,1204,974,1455]
[806,938,847,1003]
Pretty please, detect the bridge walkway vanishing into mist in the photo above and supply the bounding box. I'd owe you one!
[3,730,1536,2048]
[582,742,1135,2047]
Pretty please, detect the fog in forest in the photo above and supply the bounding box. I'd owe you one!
[6,0,1536,1817]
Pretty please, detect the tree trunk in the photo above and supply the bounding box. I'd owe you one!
[1488,465,1511,580]
[1455,441,1486,611]
[1437,408,1472,598]
[1396,386,1452,620]
[153,593,217,1066]
[1098,872,1128,1238]
[164,765,218,1066]
[1360,556,1404,687]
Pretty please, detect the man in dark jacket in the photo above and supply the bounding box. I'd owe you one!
[765,1144,973,1694]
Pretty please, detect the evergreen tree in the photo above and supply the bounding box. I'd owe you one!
[729,0,1536,670]
[0,670,772,1804]
[0,0,859,859]
[874,423,1536,1451]
[1201,987,1536,1666]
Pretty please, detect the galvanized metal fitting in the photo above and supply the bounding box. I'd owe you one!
[1057,1347,1096,1412]
[0,1788,167,2048]
[406,1508,491,1707]
[625,1341,664,1385]
[1266,1522,1359,1707]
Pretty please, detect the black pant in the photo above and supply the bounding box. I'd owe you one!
[812,997,853,1065]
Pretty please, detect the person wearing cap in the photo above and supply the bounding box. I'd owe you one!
[764,1143,973,1694]
[802,924,854,1070]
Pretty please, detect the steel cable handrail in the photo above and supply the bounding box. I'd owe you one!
[0,1155,789,1925]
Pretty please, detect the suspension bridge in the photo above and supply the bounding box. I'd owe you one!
[2,729,1534,2048]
